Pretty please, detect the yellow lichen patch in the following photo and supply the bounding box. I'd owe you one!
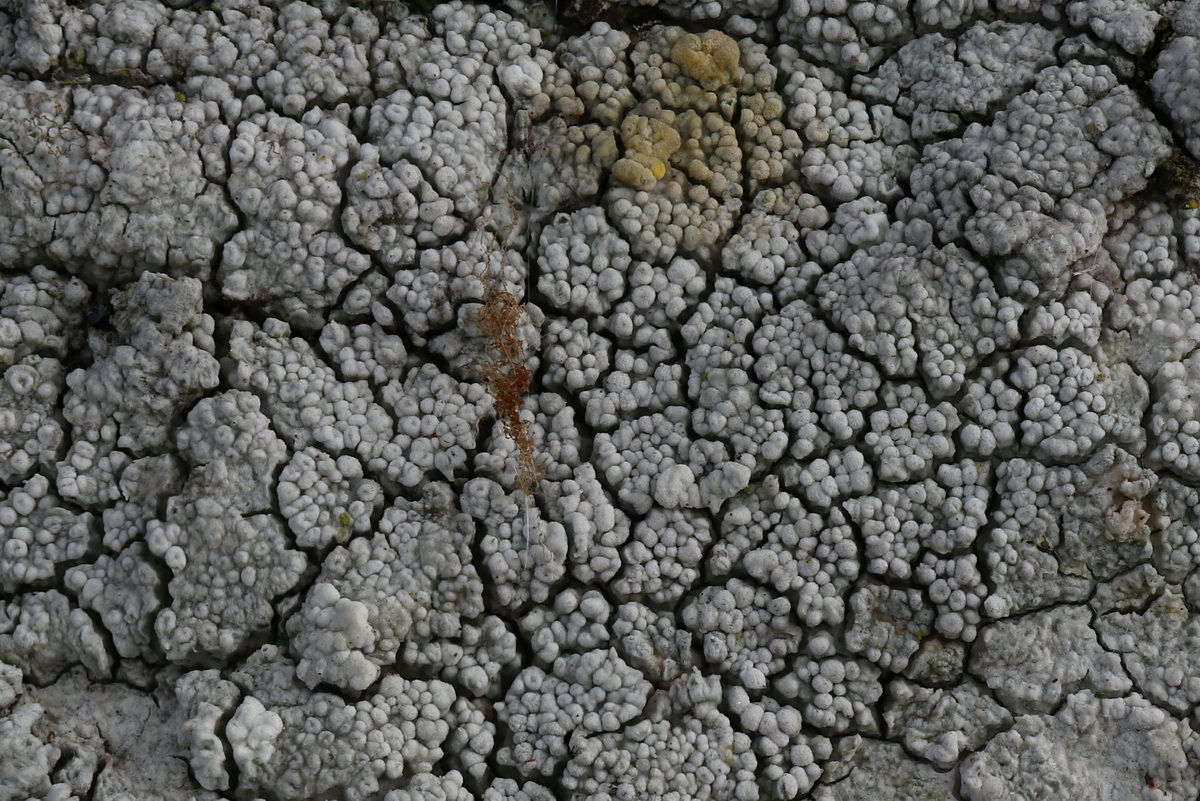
[611,158,649,190]
[623,112,682,165]
[589,127,620,169]
[612,112,682,190]
[612,152,665,191]
[670,30,743,92]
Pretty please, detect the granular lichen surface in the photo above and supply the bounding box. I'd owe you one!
[1,0,1200,799]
